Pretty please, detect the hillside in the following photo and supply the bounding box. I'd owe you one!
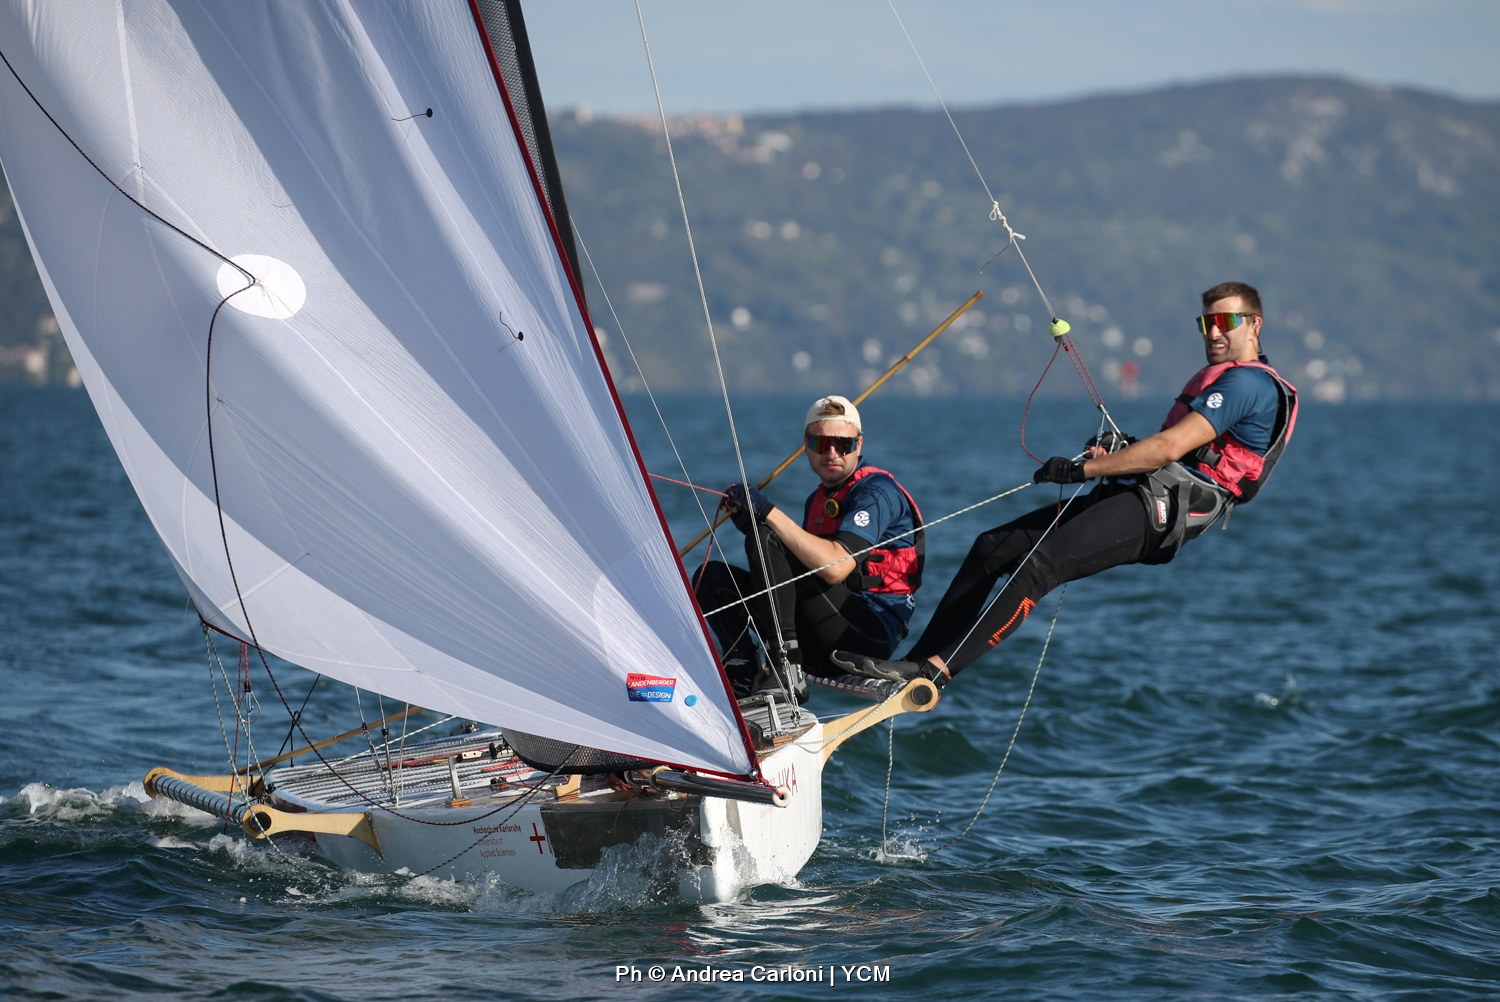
[4,76,1498,399]
[553,76,1500,402]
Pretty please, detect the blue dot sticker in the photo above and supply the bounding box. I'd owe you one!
[684,694,698,706]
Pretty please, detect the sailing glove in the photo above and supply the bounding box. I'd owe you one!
[1034,457,1088,484]
[1086,430,1136,454]
[724,483,775,526]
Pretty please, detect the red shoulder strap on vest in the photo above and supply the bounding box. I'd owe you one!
[1164,360,1299,502]
[802,464,926,593]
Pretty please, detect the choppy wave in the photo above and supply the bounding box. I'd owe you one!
[6,780,215,825]
[6,390,1500,1000]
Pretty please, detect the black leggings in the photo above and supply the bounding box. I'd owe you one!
[909,483,1154,675]
[693,523,893,682]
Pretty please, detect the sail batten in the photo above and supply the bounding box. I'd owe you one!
[0,0,752,777]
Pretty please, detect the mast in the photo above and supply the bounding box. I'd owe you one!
[464,0,760,776]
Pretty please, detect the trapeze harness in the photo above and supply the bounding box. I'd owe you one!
[1137,358,1299,564]
[804,464,925,593]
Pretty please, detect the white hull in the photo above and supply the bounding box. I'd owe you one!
[266,718,824,903]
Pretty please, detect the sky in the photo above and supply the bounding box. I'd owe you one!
[522,0,1500,117]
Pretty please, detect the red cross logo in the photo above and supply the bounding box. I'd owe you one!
[529,822,548,854]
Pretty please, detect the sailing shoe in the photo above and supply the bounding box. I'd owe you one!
[722,641,761,699]
[830,650,948,689]
[751,659,809,705]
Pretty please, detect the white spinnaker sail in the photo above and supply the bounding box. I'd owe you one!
[0,1,753,777]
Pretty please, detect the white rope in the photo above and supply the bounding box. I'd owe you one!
[204,629,289,858]
[924,583,1065,856]
[573,224,720,546]
[701,481,1035,619]
[880,717,896,855]
[886,0,1057,319]
[946,477,1090,658]
[573,224,768,647]
[633,1,792,681]
[793,685,906,753]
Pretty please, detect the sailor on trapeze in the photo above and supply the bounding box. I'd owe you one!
[834,281,1299,687]
[694,395,925,702]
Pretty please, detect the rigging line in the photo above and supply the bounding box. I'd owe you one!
[352,688,391,802]
[882,4,1121,437]
[206,627,246,828]
[633,0,791,671]
[395,702,411,806]
[1019,342,1064,463]
[322,713,458,767]
[884,1,1056,319]
[575,223,769,680]
[947,479,1090,662]
[1066,341,1108,413]
[794,682,904,753]
[202,630,286,858]
[271,674,321,763]
[648,473,727,497]
[573,224,725,543]
[701,481,1036,619]
[881,717,896,857]
[925,583,1064,856]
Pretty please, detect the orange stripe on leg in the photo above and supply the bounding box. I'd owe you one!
[987,596,1037,646]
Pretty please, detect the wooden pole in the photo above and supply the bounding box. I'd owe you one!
[677,290,983,556]
[237,705,425,775]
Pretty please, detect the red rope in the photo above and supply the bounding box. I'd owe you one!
[1061,336,1107,411]
[1020,326,1116,465]
[1019,341,1063,463]
[648,473,726,497]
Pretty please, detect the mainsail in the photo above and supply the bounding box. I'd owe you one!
[0,1,753,777]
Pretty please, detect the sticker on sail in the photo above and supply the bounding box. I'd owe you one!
[626,673,676,703]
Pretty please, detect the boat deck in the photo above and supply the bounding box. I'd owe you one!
[266,729,560,812]
[266,702,819,814]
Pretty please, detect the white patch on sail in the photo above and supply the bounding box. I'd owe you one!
[217,254,307,319]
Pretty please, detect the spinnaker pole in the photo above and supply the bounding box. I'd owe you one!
[677,290,983,556]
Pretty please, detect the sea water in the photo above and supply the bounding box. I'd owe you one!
[3,385,1499,1000]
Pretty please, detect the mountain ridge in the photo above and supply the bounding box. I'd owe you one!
[3,75,1496,399]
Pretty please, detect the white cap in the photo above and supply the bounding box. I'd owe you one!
[804,395,861,433]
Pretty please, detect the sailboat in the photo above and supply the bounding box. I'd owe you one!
[0,0,938,898]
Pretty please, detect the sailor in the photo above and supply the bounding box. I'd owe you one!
[693,395,925,702]
[833,281,1298,687]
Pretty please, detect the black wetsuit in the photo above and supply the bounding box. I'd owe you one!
[694,524,894,686]
[694,464,920,687]
[908,363,1288,677]
[908,483,1152,674]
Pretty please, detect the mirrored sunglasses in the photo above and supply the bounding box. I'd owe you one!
[1195,312,1258,336]
[805,434,859,456]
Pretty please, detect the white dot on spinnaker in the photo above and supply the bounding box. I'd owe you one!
[216,254,306,319]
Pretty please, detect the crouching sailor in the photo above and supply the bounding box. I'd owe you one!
[693,395,925,702]
[833,281,1297,687]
